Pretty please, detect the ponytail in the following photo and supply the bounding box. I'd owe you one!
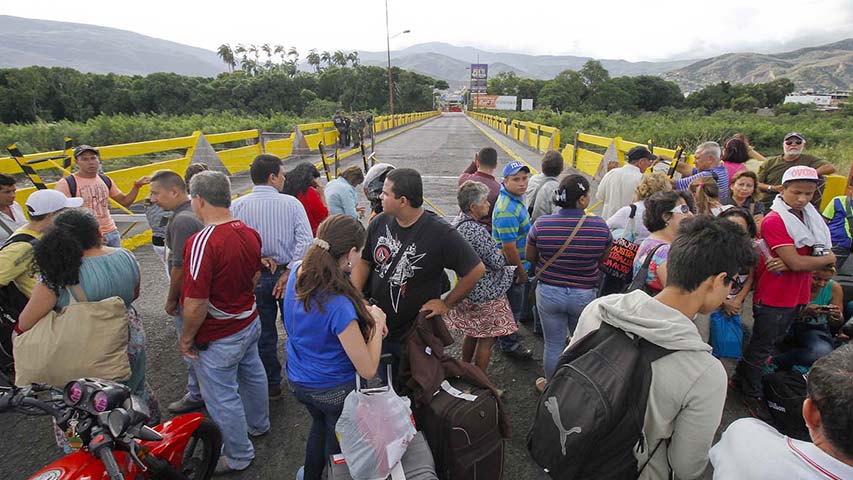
[689,178,721,215]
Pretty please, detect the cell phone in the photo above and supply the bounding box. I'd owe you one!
[358,353,394,392]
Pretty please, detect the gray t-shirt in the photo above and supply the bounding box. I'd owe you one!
[165,201,203,269]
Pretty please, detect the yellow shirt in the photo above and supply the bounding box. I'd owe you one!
[0,226,42,297]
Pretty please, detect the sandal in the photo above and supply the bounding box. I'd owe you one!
[535,377,547,393]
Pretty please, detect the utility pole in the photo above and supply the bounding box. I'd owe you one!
[386,0,394,128]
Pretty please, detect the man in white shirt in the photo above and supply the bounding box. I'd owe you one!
[0,174,27,242]
[710,344,853,479]
[596,146,654,219]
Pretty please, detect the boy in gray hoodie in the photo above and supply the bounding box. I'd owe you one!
[570,215,757,479]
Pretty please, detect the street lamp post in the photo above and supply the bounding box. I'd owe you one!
[385,0,409,128]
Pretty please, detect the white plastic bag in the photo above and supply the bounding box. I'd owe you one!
[335,369,416,480]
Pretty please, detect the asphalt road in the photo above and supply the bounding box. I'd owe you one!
[1,113,745,479]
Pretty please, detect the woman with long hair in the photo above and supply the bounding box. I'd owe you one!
[283,162,329,235]
[17,209,160,431]
[283,214,387,480]
[689,177,732,216]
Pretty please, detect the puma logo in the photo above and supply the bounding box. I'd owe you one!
[545,396,582,456]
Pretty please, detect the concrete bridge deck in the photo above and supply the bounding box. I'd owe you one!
[2,113,742,479]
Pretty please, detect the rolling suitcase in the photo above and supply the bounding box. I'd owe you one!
[414,379,504,480]
[328,431,438,480]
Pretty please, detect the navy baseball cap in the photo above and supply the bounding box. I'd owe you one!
[502,161,530,177]
[626,146,657,162]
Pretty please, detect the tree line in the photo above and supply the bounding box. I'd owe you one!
[486,60,796,114]
[0,58,448,125]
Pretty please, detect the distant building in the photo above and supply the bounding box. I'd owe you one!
[784,90,849,111]
[784,94,832,106]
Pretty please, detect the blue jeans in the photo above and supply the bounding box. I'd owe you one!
[192,319,270,469]
[735,304,797,398]
[497,281,529,352]
[536,283,596,378]
[173,311,202,402]
[289,380,355,480]
[255,269,284,387]
[103,229,121,248]
[774,323,834,370]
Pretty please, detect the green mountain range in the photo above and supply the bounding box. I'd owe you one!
[1,15,850,92]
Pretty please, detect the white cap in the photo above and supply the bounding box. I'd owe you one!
[25,189,84,216]
[781,165,820,185]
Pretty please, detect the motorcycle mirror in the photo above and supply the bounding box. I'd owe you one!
[107,409,130,438]
[137,425,163,442]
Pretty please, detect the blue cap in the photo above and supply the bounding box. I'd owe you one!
[502,161,530,178]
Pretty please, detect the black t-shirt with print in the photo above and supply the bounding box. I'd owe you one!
[362,211,481,342]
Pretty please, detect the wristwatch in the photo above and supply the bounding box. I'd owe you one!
[766,186,774,193]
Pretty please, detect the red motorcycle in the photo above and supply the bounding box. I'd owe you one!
[0,377,221,480]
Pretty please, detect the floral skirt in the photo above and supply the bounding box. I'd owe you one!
[444,295,518,339]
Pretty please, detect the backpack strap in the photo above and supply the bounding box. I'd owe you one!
[528,177,557,215]
[1,233,36,250]
[65,173,112,197]
[844,196,853,234]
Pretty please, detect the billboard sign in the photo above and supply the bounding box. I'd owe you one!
[470,64,488,94]
[521,98,534,111]
[473,95,517,110]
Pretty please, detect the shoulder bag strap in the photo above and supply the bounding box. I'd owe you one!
[66,284,89,304]
[533,215,586,282]
[0,219,13,237]
[626,243,665,292]
[626,203,638,236]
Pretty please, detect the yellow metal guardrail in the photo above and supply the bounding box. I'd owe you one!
[1,110,440,249]
[467,110,845,211]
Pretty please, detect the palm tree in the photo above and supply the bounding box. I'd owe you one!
[332,50,348,67]
[287,46,299,64]
[307,49,321,74]
[261,43,273,70]
[321,51,332,68]
[216,44,236,72]
[234,44,248,71]
[248,44,260,63]
[347,51,360,68]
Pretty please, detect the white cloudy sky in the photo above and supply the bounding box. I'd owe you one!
[5,0,853,61]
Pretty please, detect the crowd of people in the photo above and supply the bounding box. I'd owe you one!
[1,130,852,479]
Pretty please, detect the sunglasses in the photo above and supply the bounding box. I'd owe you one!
[785,139,803,146]
[668,204,691,214]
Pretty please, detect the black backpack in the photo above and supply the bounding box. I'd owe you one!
[528,322,673,479]
[65,173,113,197]
[0,233,37,372]
[763,370,809,441]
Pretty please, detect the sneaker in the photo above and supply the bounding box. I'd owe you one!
[535,377,547,393]
[269,385,284,400]
[742,395,773,423]
[501,347,533,361]
[296,466,305,480]
[167,396,204,414]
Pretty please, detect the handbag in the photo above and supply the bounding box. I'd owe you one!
[335,364,417,480]
[528,216,586,304]
[709,310,743,359]
[599,204,641,295]
[13,285,131,387]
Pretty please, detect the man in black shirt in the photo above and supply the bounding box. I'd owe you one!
[351,168,485,350]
